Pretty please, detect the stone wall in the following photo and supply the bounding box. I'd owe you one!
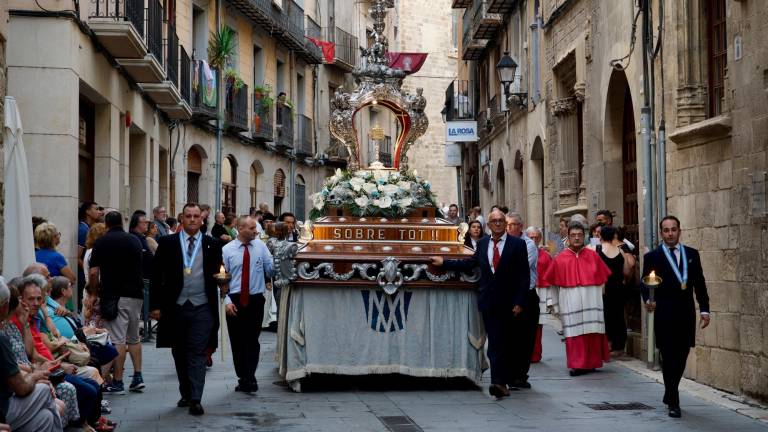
[0,38,5,273]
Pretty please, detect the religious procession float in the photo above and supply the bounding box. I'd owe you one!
[270,0,486,391]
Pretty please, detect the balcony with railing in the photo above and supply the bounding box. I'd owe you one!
[444,80,475,121]
[470,0,503,40]
[190,60,217,120]
[252,92,274,142]
[452,0,472,8]
[323,26,358,71]
[296,114,314,157]
[225,83,249,132]
[180,47,191,105]
[89,0,165,82]
[276,103,294,149]
[87,0,146,58]
[140,21,190,119]
[487,0,518,14]
[302,16,324,64]
[461,6,487,60]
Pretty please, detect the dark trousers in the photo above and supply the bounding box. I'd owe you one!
[482,310,514,385]
[171,301,213,402]
[660,345,690,408]
[226,293,266,384]
[64,375,101,426]
[603,291,627,351]
[509,290,540,382]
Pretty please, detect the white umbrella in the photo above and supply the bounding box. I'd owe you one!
[3,96,36,277]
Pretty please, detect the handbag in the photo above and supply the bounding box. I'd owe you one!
[63,341,91,366]
[86,332,109,346]
[100,296,119,321]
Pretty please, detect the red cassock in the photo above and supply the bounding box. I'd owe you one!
[531,248,554,363]
[543,247,612,370]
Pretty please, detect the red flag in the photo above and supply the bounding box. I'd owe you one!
[306,36,336,64]
[387,52,428,74]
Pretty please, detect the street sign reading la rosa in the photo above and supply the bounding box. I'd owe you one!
[445,121,478,142]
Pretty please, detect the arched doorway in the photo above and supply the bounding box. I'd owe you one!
[222,155,237,215]
[496,159,506,207]
[273,169,286,215]
[250,161,264,213]
[295,175,306,221]
[513,150,524,213]
[530,137,545,229]
[187,146,204,204]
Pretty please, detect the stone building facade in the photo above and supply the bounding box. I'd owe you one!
[0,1,6,271]
[455,0,767,402]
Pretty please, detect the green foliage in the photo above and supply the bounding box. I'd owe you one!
[208,27,236,70]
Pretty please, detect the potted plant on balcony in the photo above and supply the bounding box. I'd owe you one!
[224,68,245,93]
[253,85,274,133]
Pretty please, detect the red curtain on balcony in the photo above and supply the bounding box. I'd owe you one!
[387,52,428,74]
[306,36,336,64]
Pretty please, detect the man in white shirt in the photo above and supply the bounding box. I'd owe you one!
[221,216,275,393]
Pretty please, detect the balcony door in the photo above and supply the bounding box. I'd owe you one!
[222,155,237,215]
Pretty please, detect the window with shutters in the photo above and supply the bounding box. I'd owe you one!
[187,147,203,204]
[706,0,727,117]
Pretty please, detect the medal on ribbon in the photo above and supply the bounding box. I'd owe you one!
[181,233,202,276]
[662,244,688,290]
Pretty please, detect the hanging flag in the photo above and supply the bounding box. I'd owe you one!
[306,36,336,64]
[387,52,428,75]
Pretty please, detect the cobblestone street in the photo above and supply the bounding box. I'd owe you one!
[104,323,767,431]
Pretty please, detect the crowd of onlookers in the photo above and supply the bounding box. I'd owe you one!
[0,200,300,431]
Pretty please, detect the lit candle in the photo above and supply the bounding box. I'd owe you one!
[219,265,226,275]
[649,270,656,280]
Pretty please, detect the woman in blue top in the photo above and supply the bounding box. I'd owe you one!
[34,222,76,285]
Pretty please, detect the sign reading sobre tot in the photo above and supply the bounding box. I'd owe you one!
[445,121,478,142]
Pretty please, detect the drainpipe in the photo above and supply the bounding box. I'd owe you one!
[214,0,223,214]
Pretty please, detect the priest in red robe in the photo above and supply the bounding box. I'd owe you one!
[525,226,553,363]
[542,220,612,376]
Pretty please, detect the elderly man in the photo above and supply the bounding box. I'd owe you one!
[430,209,530,398]
[543,221,612,376]
[504,213,539,387]
[0,278,63,432]
[152,206,171,238]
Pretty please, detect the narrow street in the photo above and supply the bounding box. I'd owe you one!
[105,323,767,431]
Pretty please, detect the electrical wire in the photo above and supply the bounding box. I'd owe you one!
[609,6,642,71]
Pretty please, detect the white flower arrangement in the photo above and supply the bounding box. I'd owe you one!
[309,168,437,219]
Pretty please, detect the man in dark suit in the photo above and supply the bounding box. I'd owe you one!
[430,209,531,398]
[150,203,224,416]
[642,215,710,418]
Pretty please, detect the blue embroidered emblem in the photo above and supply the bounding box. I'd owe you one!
[361,290,412,333]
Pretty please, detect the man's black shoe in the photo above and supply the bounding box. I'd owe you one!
[510,379,532,389]
[189,401,204,416]
[668,407,682,418]
[176,398,190,408]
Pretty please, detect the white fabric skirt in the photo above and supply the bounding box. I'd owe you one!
[556,285,606,338]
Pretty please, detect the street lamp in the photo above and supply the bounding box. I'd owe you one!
[496,52,528,110]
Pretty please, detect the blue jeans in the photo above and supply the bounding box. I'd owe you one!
[64,374,101,426]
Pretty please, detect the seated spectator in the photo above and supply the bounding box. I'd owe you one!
[0,277,65,432]
[0,282,79,428]
[34,223,76,287]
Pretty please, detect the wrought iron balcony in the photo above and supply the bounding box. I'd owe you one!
[146,0,164,66]
[444,80,475,121]
[190,60,217,120]
[252,92,274,142]
[487,0,518,14]
[470,0,503,40]
[302,16,324,64]
[323,26,358,71]
[165,22,178,88]
[225,83,249,132]
[88,0,146,58]
[296,114,314,157]
[276,103,294,149]
[179,47,191,105]
[141,22,190,119]
[461,6,487,60]
[452,0,472,8]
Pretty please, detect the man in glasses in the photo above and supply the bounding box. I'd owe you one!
[430,209,531,399]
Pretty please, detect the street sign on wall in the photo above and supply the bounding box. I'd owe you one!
[444,142,462,167]
[446,121,478,142]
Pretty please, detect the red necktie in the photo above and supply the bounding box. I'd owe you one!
[492,237,501,271]
[240,243,250,307]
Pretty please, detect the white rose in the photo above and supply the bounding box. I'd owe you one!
[397,181,412,191]
[375,195,393,209]
[373,169,390,182]
[390,172,400,181]
[349,177,365,191]
[362,182,378,194]
[354,170,370,178]
[398,197,413,207]
[312,193,325,210]
[355,196,370,208]
[379,184,400,196]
